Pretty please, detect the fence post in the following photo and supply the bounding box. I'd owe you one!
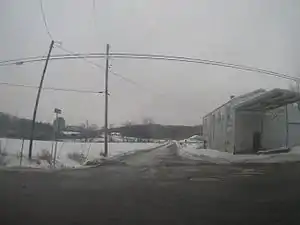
[20,139,25,166]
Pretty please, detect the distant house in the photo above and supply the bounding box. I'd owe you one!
[62,126,83,138]
[64,125,83,132]
[203,89,300,154]
[61,131,81,137]
[180,135,204,144]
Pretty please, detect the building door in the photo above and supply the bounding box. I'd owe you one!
[253,132,261,152]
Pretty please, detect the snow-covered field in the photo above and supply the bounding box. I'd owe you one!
[0,138,163,168]
[178,143,300,164]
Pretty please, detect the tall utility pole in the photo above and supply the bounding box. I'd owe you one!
[104,44,110,157]
[28,40,55,159]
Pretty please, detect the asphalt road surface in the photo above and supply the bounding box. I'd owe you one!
[1,143,300,225]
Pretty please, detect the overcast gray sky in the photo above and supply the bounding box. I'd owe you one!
[0,0,299,126]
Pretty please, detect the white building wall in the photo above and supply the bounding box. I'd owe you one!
[211,106,226,150]
[288,124,300,147]
[235,104,300,152]
[261,104,300,149]
[234,111,263,153]
[225,104,235,153]
[260,104,300,149]
[203,102,234,153]
[261,107,287,149]
[287,104,300,147]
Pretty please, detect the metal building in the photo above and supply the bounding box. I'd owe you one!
[203,89,300,154]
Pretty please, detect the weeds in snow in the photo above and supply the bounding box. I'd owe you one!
[67,152,86,164]
[0,143,8,166]
[37,149,52,165]
[0,141,8,156]
[0,155,7,166]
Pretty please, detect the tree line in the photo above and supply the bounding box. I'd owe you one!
[0,112,202,141]
[0,112,53,140]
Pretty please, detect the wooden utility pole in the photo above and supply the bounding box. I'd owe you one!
[28,40,55,159]
[104,44,110,157]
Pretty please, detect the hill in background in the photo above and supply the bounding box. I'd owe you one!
[0,112,53,140]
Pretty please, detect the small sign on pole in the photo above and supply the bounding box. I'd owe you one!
[54,108,62,114]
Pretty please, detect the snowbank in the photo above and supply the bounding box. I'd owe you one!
[0,138,163,169]
[178,143,300,164]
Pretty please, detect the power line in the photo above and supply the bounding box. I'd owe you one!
[0,82,104,94]
[0,51,298,83]
[55,44,143,86]
[108,68,163,97]
[38,0,159,111]
[113,53,298,82]
[0,52,297,82]
[55,44,106,70]
[57,44,158,95]
[0,52,107,65]
[109,69,140,86]
[39,0,53,40]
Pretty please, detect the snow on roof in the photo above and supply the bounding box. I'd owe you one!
[62,131,81,135]
[188,135,204,141]
[203,89,266,118]
[234,88,300,111]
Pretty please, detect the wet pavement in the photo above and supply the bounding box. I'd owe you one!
[1,143,300,224]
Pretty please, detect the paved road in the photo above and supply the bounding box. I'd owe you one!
[1,143,300,224]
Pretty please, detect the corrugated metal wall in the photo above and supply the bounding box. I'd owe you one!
[261,107,286,149]
[203,103,234,153]
[235,104,300,152]
[287,104,300,147]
